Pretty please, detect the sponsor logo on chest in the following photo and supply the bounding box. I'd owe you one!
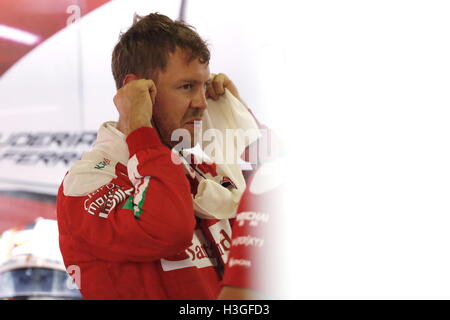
[160,221,231,272]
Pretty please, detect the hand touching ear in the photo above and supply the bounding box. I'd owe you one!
[114,79,157,135]
[206,73,241,101]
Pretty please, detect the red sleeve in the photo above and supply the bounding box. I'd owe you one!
[57,127,195,263]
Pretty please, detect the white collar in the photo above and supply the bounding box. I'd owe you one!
[94,121,129,165]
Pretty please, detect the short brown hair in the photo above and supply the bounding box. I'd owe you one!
[111,13,210,89]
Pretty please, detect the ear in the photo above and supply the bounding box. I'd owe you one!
[122,74,140,87]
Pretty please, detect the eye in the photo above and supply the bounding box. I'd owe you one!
[180,83,193,90]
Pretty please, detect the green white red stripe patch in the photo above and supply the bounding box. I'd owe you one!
[128,155,151,219]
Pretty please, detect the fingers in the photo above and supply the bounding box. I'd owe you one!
[131,79,156,113]
[206,73,217,100]
[113,78,156,135]
[135,79,156,95]
[212,73,226,97]
[144,79,157,105]
[135,79,157,106]
[207,73,240,101]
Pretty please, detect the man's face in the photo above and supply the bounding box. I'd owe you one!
[152,47,210,148]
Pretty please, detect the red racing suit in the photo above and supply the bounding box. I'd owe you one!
[57,123,231,299]
[222,160,282,295]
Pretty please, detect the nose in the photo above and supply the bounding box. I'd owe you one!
[191,87,208,110]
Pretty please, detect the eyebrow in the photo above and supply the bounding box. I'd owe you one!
[177,79,211,85]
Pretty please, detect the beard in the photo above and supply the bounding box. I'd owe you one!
[152,109,204,149]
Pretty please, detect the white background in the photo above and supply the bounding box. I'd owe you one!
[275,0,450,299]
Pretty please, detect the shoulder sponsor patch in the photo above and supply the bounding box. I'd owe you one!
[83,183,134,218]
[94,157,111,169]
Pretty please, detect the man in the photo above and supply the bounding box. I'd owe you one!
[57,13,246,299]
